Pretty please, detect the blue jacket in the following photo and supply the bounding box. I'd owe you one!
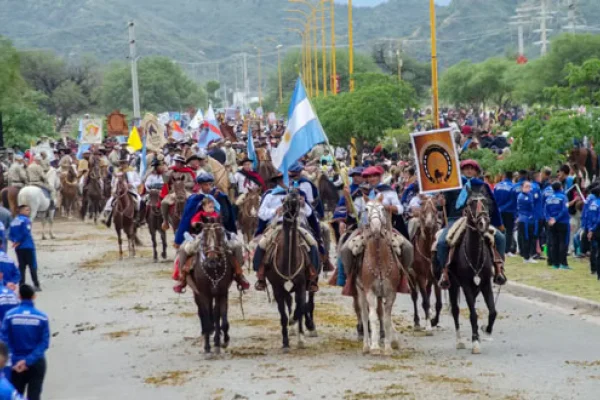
[544,190,570,224]
[0,287,18,324]
[517,192,535,224]
[510,178,526,213]
[0,300,50,366]
[581,194,595,231]
[8,216,34,250]
[493,179,515,214]
[585,196,600,232]
[400,182,418,209]
[531,181,543,220]
[333,183,361,222]
[0,253,20,287]
[0,376,22,400]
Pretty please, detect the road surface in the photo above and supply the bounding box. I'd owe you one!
[22,221,600,400]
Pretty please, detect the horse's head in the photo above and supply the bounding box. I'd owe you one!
[148,189,161,204]
[283,189,302,220]
[365,195,387,236]
[201,220,226,264]
[115,173,128,195]
[419,196,438,236]
[464,193,490,234]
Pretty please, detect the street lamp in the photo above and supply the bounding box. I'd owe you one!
[330,0,337,96]
[289,0,319,97]
[276,44,284,105]
[254,46,262,108]
[286,9,314,97]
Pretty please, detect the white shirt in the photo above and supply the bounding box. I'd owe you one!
[295,180,314,204]
[258,191,313,223]
[234,171,260,194]
[145,173,164,191]
[377,187,404,215]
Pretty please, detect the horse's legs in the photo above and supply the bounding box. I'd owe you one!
[274,287,290,351]
[367,291,381,355]
[49,211,55,239]
[117,229,123,261]
[160,224,167,260]
[419,279,433,335]
[196,298,212,354]
[383,293,396,355]
[353,295,364,340]
[294,286,306,349]
[41,216,47,241]
[480,282,497,338]
[213,296,222,355]
[410,285,420,330]
[150,227,158,262]
[449,284,465,350]
[462,284,481,354]
[221,295,230,349]
[305,292,317,336]
[357,290,370,354]
[432,282,443,328]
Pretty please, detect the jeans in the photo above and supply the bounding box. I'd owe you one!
[501,212,516,253]
[11,358,46,400]
[517,221,536,260]
[436,224,506,268]
[549,222,569,266]
[16,248,39,287]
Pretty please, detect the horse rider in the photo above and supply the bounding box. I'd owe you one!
[27,155,56,207]
[160,155,196,231]
[224,140,237,172]
[288,161,325,219]
[39,152,51,174]
[332,166,365,240]
[57,148,75,176]
[77,149,92,193]
[7,155,27,188]
[337,166,413,295]
[103,159,142,227]
[174,173,250,291]
[252,172,321,293]
[108,145,121,169]
[434,159,507,289]
[233,158,266,207]
[144,158,165,193]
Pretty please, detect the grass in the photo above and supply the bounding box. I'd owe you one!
[505,256,600,303]
[144,370,190,387]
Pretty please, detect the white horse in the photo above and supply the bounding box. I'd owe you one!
[18,168,60,240]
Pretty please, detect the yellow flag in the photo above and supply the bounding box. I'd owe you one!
[127,126,143,151]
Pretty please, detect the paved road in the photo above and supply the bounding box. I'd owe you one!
[23,221,600,399]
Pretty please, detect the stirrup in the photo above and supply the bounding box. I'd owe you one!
[493,273,507,286]
[255,280,267,291]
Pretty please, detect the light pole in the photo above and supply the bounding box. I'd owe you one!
[276,44,284,105]
[429,0,439,128]
[330,0,337,96]
[286,9,314,97]
[348,0,354,92]
[290,0,319,97]
[254,46,262,108]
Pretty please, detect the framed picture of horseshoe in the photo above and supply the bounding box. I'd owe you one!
[410,128,462,194]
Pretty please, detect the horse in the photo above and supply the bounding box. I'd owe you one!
[448,192,498,354]
[113,174,137,259]
[59,167,79,218]
[80,160,105,223]
[166,174,187,232]
[316,172,340,217]
[17,168,60,240]
[179,218,233,356]
[410,197,442,334]
[1,186,22,217]
[265,189,311,351]
[569,146,598,186]
[146,189,167,262]
[237,188,261,269]
[356,197,401,355]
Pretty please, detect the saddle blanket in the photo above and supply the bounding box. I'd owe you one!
[446,217,496,248]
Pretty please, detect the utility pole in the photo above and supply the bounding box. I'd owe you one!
[128,21,141,122]
[510,5,537,60]
[242,52,249,110]
[539,0,549,55]
[396,43,403,81]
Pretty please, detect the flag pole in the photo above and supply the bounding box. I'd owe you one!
[429,0,440,129]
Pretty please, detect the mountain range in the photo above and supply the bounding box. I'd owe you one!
[0,0,599,91]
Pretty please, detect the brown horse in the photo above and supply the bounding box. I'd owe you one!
[256,148,278,188]
[166,175,187,232]
[1,186,21,217]
[410,197,442,334]
[569,147,598,186]
[146,189,167,262]
[316,172,340,217]
[81,167,105,224]
[356,198,401,356]
[60,168,79,218]
[113,174,137,259]
[179,219,233,356]
[237,188,261,268]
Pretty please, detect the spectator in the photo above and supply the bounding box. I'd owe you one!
[0,284,49,400]
[494,171,516,256]
[9,206,41,291]
[0,341,23,400]
[517,181,537,263]
[531,171,545,259]
[545,181,570,270]
[0,207,11,251]
[0,272,19,381]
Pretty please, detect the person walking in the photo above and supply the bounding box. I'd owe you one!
[517,181,537,263]
[0,284,49,400]
[585,186,600,280]
[545,181,570,270]
[9,206,41,291]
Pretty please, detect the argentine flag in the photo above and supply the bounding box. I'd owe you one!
[272,78,327,184]
[247,126,258,171]
[197,104,223,148]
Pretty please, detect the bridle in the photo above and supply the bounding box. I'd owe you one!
[199,223,228,289]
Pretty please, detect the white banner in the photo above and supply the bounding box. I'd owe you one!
[80,119,103,144]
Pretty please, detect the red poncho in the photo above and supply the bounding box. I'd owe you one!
[159,166,197,199]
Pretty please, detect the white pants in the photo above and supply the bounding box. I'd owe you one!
[104,192,141,213]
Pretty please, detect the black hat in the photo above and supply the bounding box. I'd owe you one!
[186,155,202,164]
[240,157,253,165]
[270,172,284,181]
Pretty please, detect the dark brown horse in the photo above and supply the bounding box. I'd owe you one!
[113,174,137,259]
[164,174,187,232]
[81,160,105,223]
[146,189,167,262]
[569,147,598,185]
[265,189,311,351]
[316,172,340,217]
[180,219,233,356]
[448,192,497,354]
[60,167,79,218]
[410,197,442,334]
[256,148,278,188]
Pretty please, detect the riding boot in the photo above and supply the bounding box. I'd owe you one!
[255,263,267,291]
[229,255,250,291]
[438,247,454,290]
[160,201,170,231]
[104,210,113,228]
[307,265,319,293]
[492,247,507,286]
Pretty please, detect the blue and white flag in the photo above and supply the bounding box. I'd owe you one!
[76,119,91,159]
[246,126,258,171]
[197,105,223,148]
[139,134,147,177]
[272,78,327,184]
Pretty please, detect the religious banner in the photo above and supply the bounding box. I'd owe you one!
[107,110,129,137]
[410,128,462,194]
[80,118,103,144]
[141,113,165,152]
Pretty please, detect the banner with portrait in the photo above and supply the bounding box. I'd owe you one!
[410,128,462,194]
[80,119,103,144]
[142,113,166,152]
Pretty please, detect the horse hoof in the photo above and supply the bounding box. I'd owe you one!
[472,341,481,355]
[370,347,381,356]
[456,341,467,350]
[222,341,229,349]
[282,347,290,354]
[307,330,318,338]
[41,236,46,241]
[391,340,400,350]
[362,345,370,355]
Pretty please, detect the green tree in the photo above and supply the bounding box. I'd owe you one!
[19,50,101,132]
[101,56,207,114]
[565,58,600,106]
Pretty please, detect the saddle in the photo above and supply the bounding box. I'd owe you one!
[446,217,496,248]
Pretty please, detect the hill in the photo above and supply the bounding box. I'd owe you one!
[1,0,599,91]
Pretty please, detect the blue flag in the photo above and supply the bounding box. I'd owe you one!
[247,126,258,171]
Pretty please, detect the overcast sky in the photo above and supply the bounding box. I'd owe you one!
[340,0,452,6]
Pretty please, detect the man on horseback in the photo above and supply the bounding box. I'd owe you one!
[233,158,266,207]
[435,159,507,289]
[27,156,56,208]
[333,167,364,239]
[174,173,250,291]
[252,172,321,293]
[288,162,325,219]
[103,159,142,227]
[160,155,196,231]
[7,155,27,188]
